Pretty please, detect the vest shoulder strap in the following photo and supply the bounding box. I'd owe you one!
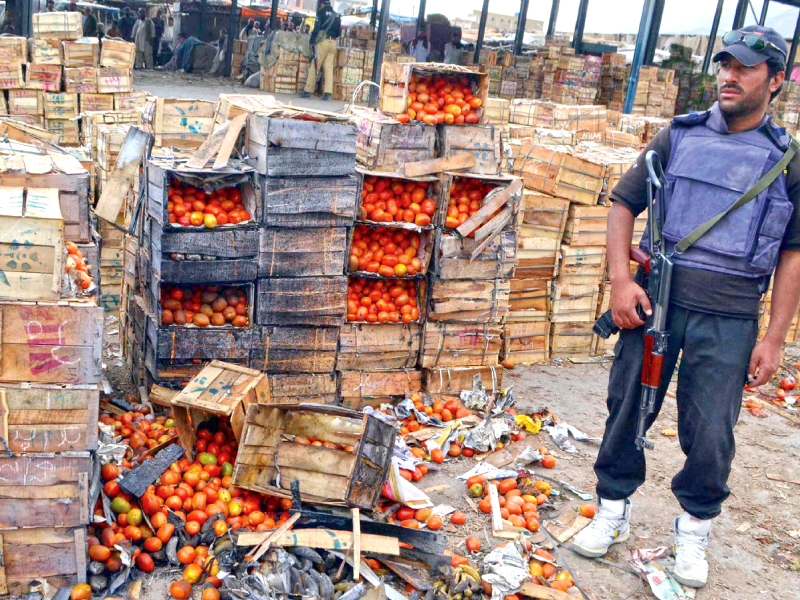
[671,110,712,127]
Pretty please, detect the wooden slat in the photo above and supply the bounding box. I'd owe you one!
[237,528,399,555]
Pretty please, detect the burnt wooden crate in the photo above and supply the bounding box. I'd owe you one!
[502,321,550,364]
[353,110,436,172]
[0,300,103,385]
[256,276,347,327]
[259,227,348,277]
[0,384,99,453]
[250,325,339,373]
[234,403,396,509]
[419,322,503,368]
[428,279,510,325]
[336,323,421,370]
[0,526,87,596]
[170,360,270,458]
[246,111,357,177]
[339,370,422,409]
[435,229,518,281]
[144,276,254,329]
[423,365,503,395]
[437,125,503,175]
[268,373,338,404]
[260,175,358,228]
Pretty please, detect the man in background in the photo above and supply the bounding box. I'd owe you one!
[119,7,135,41]
[132,7,154,69]
[444,32,462,64]
[152,9,165,66]
[298,0,340,101]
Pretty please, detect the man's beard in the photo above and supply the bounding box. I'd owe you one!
[718,81,770,118]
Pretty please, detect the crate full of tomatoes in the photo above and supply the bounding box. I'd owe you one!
[348,224,433,278]
[379,62,488,125]
[155,284,252,329]
[346,276,424,324]
[357,169,440,227]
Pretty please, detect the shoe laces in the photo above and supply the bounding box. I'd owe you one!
[584,505,626,538]
[675,530,708,563]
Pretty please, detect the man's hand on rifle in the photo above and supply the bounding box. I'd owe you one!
[611,278,653,330]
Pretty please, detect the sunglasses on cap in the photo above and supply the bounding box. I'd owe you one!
[722,31,787,58]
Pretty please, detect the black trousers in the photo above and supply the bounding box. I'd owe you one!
[594,304,758,520]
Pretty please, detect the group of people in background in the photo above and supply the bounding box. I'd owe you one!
[410,32,473,64]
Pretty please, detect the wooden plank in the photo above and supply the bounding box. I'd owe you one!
[251,512,301,562]
[456,179,522,237]
[214,113,248,170]
[403,153,475,178]
[274,442,356,477]
[184,121,231,169]
[352,508,361,581]
[554,515,592,543]
[488,482,503,534]
[0,533,6,595]
[237,528,400,555]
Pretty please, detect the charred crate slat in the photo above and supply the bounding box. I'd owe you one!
[435,230,518,281]
[0,384,99,452]
[268,373,338,404]
[420,322,503,368]
[247,112,357,177]
[354,112,436,172]
[339,370,422,409]
[437,125,503,176]
[258,227,348,277]
[234,403,395,509]
[336,323,421,371]
[170,360,270,457]
[423,366,503,395]
[250,325,340,374]
[260,175,358,228]
[256,276,347,327]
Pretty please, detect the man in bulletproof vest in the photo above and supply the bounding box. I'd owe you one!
[571,26,800,588]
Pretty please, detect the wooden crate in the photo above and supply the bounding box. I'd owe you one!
[256,276,347,327]
[379,62,487,122]
[502,321,550,364]
[0,187,63,301]
[428,279,510,324]
[507,277,552,321]
[0,64,24,89]
[114,90,147,110]
[268,373,338,404]
[43,92,78,119]
[551,282,600,323]
[63,67,97,93]
[550,322,594,360]
[46,118,80,146]
[353,110,436,172]
[258,227,347,277]
[438,125,503,176]
[337,323,421,370]
[250,325,340,373]
[0,384,99,452]
[423,365,503,395]
[356,169,442,226]
[0,92,6,115]
[96,67,132,93]
[246,111,356,177]
[435,230,517,281]
[519,191,570,241]
[0,36,27,65]
[558,246,607,285]
[260,175,358,228]
[146,97,217,150]
[420,322,502,368]
[25,63,62,92]
[484,97,510,126]
[82,109,139,150]
[100,38,135,68]
[80,92,114,113]
[563,204,610,246]
[509,100,607,131]
[170,360,270,457]
[63,37,99,67]
[213,94,280,128]
[0,526,87,596]
[31,38,63,65]
[8,90,44,115]
[6,115,44,128]
[509,142,606,206]
[33,12,83,40]
[234,403,396,508]
[339,370,422,408]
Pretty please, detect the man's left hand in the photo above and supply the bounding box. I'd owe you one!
[748,338,782,386]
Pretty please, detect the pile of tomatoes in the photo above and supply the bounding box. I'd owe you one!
[167,180,251,228]
[359,175,436,226]
[444,177,498,230]
[387,504,467,532]
[396,394,473,439]
[347,278,420,324]
[99,405,177,466]
[160,284,249,328]
[349,225,425,277]
[395,74,483,125]
[65,241,93,290]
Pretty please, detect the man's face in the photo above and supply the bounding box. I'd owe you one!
[717,55,781,118]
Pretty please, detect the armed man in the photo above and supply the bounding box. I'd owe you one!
[571,26,800,588]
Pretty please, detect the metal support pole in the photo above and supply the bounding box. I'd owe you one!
[623,0,657,114]
[474,0,490,64]
[199,0,207,40]
[225,0,238,77]
[417,0,426,32]
[370,0,391,107]
[573,0,589,55]
[733,0,748,29]
[787,9,800,78]
[370,0,378,27]
[514,0,530,55]
[702,0,725,75]
[547,0,560,37]
[270,0,280,31]
[760,0,769,25]
[643,0,664,65]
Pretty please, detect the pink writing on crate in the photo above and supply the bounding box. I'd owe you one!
[20,307,80,377]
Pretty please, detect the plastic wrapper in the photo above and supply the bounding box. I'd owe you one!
[463,413,516,452]
[543,417,601,454]
[481,541,530,600]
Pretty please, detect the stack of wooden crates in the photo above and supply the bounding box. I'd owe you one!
[0,141,101,595]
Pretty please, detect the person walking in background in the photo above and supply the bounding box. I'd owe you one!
[240,18,255,41]
[411,34,429,62]
[152,9,165,66]
[444,32,462,64]
[298,0,340,101]
[132,7,154,69]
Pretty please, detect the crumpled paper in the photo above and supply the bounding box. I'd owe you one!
[543,418,601,454]
[482,542,530,600]
[464,413,516,452]
[394,397,445,428]
[511,447,544,469]
[423,420,461,454]
[458,462,518,482]
[383,461,433,509]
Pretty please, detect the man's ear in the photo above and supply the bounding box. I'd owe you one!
[771,69,786,95]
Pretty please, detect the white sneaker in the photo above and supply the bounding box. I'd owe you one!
[672,513,711,588]
[571,498,631,558]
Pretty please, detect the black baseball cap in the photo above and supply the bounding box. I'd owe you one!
[713,25,788,69]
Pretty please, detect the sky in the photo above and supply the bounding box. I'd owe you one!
[392,0,800,37]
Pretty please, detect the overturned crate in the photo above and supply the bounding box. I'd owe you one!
[234,403,395,508]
